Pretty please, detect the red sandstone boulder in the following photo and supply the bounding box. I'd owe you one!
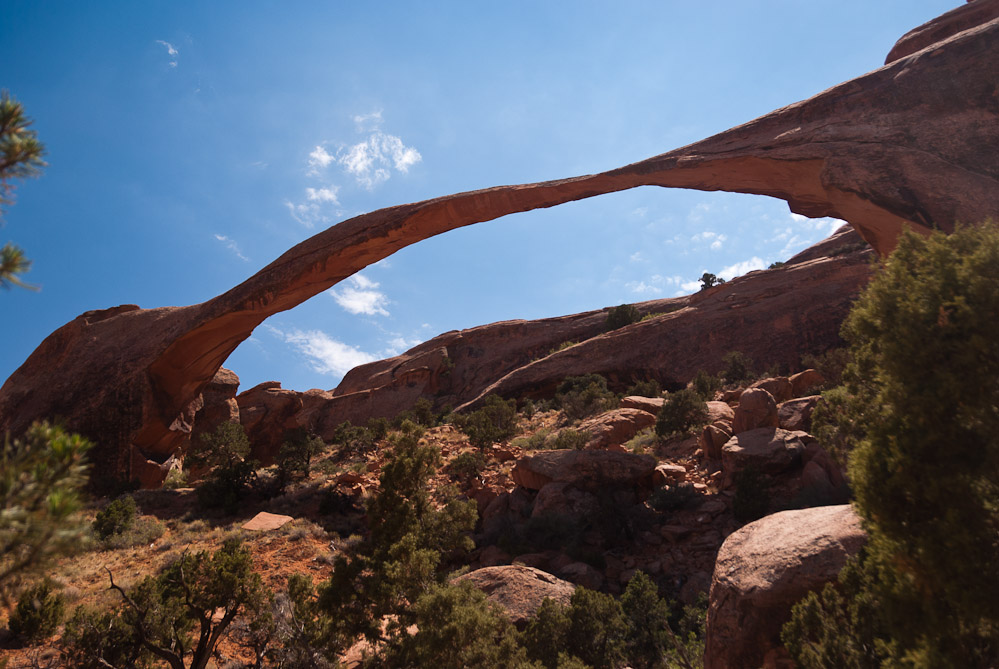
[532,482,600,519]
[704,505,866,669]
[778,395,821,432]
[749,377,793,403]
[579,408,657,450]
[732,388,779,434]
[721,428,806,483]
[789,369,825,397]
[699,423,733,461]
[705,401,735,424]
[620,396,665,413]
[189,368,240,453]
[511,450,657,491]
[456,565,575,628]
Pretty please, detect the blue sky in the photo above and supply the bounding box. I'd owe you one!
[1,1,955,392]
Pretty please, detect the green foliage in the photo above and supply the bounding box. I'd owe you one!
[625,378,662,398]
[698,272,724,290]
[317,426,477,652]
[800,348,851,389]
[8,579,64,643]
[549,340,579,356]
[456,394,520,449]
[809,386,865,466]
[620,571,671,669]
[655,389,708,440]
[721,350,754,384]
[93,495,137,541]
[690,369,722,401]
[522,597,570,669]
[768,261,787,269]
[648,482,697,513]
[511,428,553,451]
[564,587,627,668]
[784,225,999,666]
[556,374,617,421]
[277,430,325,488]
[329,419,378,458]
[0,421,91,605]
[551,428,589,450]
[162,468,189,489]
[190,421,257,513]
[376,580,533,668]
[393,397,444,428]
[732,466,770,523]
[1,90,47,291]
[61,605,145,668]
[606,304,641,331]
[447,450,487,483]
[95,538,272,669]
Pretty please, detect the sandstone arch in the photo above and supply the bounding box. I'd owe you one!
[1,2,997,485]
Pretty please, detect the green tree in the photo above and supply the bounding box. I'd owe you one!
[0,90,46,290]
[0,422,91,605]
[100,538,272,669]
[188,421,257,512]
[606,304,641,331]
[784,225,999,666]
[8,578,64,643]
[655,389,708,440]
[456,394,520,449]
[556,374,617,421]
[698,273,724,290]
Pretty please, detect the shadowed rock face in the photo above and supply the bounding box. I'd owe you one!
[1,4,996,486]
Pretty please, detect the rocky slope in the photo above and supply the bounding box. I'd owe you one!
[1,0,996,487]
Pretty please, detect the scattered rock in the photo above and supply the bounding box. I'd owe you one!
[789,369,824,397]
[242,512,294,531]
[699,423,733,461]
[732,388,779,435]
[704,505,866,669]
[456,565,575,628]
[749,377,793,404]
[778,395,821,432]
[652,462,687,486]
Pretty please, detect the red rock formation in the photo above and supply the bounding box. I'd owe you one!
[1,4,995,485]
[455,565,576,628]
[704,505,866,669]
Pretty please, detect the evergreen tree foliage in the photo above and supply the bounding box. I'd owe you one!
[188,421,257,512]
[8,578,64,643]
[655,389,708,440]
[620,571,671,669]
[92,495,137,540]
[556,374,617,421]
[784,225,999,666]
[456,394,520,448]
[0,90,47,291]
[606,304,641,331]
[0,422,91,605]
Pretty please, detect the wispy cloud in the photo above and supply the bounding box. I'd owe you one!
[213,234,248,262]
[720,256,766,281]
[308,146,334,175]
[384,334,423,356]
[155,40,178,67]
[353,110,383,131]
[284,184,341,228]
[268,326,377,377]
[626,274,683,295]
[691,230,728,251]
[329,274,390,316]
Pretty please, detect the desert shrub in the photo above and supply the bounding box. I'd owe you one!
[655,389,708,439]
[625,378,661,398]
[393,397,443,428]
[455,394,519,449]
[800,347,851,389]
[699,272,724,289]
[446,451,487,483]
[61,605,144,668]
[329,420,378,458]
[606,303,641,331]
[809,386,865,467]
[549,340,579,356]
[521,597,570,669]
[522,587,627,669]
[784,225,999,666]
[189,421,257,513]
[161,468,188,489]
[92,495,137,541]
[648,482,697,513]
[520,398,536,420]
[623,429,658,454]
[511,428,553,451]
[376,580,530,668]
[768,260,787,269]
[8,579,64,643]
[690,369,722,400]
[620,571,675,669]
[732,466,770,523]
[721,350,754,384]
[556,374,616,421]
[100,516,166,551]
[277,430,325,488]
[551,428,589,450]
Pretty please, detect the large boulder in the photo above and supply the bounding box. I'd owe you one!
[619,395,666,413]
[721,428,806,482]
[578,408,657,450]
[778,395,821,432]
[732,388,779,435]
[3,2,997,487]
[704,505,867,669]
[236,382,304,464]
[512,450,657,491]
[456,565,575,628]
[749,377,793,404]
[189,367,240,452]
[789,369,824,398]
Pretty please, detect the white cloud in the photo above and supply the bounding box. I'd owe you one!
[155,40,178,67]
[629,251,645,263]
[353,110,383,131]
[384,335,423,356]
[213,234,248,262]
[626,274,682,295]
[720,256,766,281]
[270,326,377,377]
[329,274,390,316]
[680,279,702,293]
[690,230,727,250]
[338,132,421,188]
[308,145,334,174]
[306,186,339,203]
